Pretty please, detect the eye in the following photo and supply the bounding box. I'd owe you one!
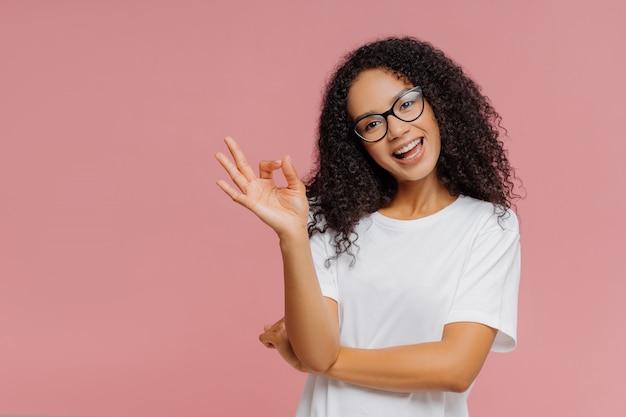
[364,119,382,132]
[398,99,415,112]
[356,116,385,135]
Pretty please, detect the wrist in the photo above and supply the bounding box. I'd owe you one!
[278,228,310,248]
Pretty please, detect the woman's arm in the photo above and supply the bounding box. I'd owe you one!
[216,137,339,372]
[261,319,496,393]
[280,235,340,372]
[324,322,496,393]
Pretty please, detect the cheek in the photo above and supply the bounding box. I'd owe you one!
[431,137,442,161]
[428,121,442,153]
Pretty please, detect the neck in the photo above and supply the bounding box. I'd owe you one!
[379,178,457,220]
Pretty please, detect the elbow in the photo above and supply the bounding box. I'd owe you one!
[444,367,478,393]
[297,343,339,375]
[300,346,339,374]
[446,377,474,393]
[306,362,332,374]
[291,331,340,374]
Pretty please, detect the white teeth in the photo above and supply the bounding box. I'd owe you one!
[393,139,422,156]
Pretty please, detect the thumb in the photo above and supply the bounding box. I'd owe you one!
[281,155,305,191]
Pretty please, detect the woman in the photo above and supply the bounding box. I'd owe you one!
[216,36,521,417]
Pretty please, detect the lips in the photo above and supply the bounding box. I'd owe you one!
[392,138,423,159]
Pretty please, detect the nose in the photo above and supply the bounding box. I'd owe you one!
[385,114,410,140]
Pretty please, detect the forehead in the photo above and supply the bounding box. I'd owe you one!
[347,68,413,118]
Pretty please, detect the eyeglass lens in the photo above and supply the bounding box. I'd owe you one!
[355,88,423,142]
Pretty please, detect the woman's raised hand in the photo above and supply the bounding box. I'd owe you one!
[215,136,310,238]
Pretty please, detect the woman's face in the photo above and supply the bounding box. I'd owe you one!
[347,68,441,186]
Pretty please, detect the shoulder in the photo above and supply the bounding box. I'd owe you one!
[454,195,519,234]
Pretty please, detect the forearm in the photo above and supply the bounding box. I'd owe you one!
[280,232,339,372]
[320,323,497,393]
[322,343,464,393]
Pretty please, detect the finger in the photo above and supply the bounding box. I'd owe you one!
[272,316,286,327]
[216,178,246,205]
[224,136,257,182]
[259,333,276,348]
[215,151,250,194]
[281,155,306,192]
[274,317,286,330]
[261,339,275,349]
[259,160,282,180]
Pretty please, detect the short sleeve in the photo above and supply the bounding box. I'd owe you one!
[309,230,339,302]
[445,212,521,352]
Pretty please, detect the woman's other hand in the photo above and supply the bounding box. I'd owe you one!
[259,317,309,373]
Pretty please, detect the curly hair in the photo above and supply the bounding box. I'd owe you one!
[306,36,520,260]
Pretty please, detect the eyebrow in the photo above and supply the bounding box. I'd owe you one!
[354,87,413,121]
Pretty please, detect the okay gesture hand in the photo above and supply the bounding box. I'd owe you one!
[215,137,310,238]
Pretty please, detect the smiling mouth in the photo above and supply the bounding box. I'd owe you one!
[393,138,423,159]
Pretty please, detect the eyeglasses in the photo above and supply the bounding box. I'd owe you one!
[353,86,425,143]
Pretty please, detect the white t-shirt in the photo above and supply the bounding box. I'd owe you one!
[295,195,521,417]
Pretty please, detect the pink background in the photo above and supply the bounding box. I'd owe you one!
[1,0,625,416]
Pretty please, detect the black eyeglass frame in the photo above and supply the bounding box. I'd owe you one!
[352,86,425,143]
